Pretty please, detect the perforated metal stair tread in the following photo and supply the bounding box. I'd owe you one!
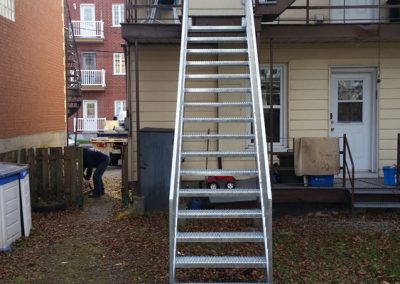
[353,202,400,208]
[181,169,258,176]
[184,102,252,107]
[176,232,264,242]
[188,36,247,43]
[183,117,253,123]
[181,151,256,157]
[175,256,267,268]
[185,87,251,93]
[178,209,262,219]
[179,188,260,197]
[189,25,246,32]
[185,74,250,80]
[182,133,255,140]
[187,48,248,54]
[186,61,249,66]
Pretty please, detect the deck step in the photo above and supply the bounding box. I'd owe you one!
[187,61,249,66]
[183,133,255,140]
[176,232,264,243]
[188,36,247,43]
[178,209,262,219]
[353,202,400,208]
[184,102,252,108]
[179,188,260,197]
[189,25,246,32]
[180,169,258,176]
[185,87,251,93]
[183,117,253,123]
[187,48,248,54]
[181,151,256,157]
[185,73,250,80]
[175,256,266,268]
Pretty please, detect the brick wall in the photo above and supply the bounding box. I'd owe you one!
[66,0,126,131]
[0,0,66,139]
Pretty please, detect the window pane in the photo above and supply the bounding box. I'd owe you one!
[264,109,280,142]
[338,102,362,122]
[338,79,363,101]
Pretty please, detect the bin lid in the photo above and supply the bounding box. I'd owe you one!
[0,162,28,179]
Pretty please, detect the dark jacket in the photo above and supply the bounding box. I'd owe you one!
[83,148,109,180]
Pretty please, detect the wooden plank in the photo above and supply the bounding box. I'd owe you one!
[27,149,37,203]
[76,147,83,208]
[20,149,27,164]
[50,148,63,202]
[63,147,72,205]
[69,147,78,206]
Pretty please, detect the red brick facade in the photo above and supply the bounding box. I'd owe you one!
[0,0,66,139]
[66,0,126,131]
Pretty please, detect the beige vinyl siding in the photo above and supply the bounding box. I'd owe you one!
[189,0,244,16]
[259,42,400,171]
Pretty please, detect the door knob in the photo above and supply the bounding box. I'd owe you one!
[331,127,335,131]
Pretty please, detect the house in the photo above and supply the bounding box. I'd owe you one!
[122,0,400,183]
[66,0,127,134]
[0,0,67,153]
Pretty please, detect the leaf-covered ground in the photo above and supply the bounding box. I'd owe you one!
[1,171,400,283]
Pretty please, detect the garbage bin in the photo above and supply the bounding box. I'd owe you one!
[387,0,400,22]
[0,163,30,252]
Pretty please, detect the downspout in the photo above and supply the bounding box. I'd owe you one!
[135,40,142,197]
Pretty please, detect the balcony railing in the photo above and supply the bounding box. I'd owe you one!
[72,21,104,39]
[74,118,106,132]
[126,0,182,24]
[80,70,106,89]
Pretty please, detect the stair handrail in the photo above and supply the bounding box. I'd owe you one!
[343,134,355,214]
[397,133,400,186]
[245,0,273,282]
[169,0,188,283]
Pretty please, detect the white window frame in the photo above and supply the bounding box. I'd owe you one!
[113,53,126,75]
[112,4,124,27]
[114,100,126,116]
[248,64,288,150]
[0,0,15,21]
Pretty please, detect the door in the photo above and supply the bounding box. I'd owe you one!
[330,71,375,172]
[330,0,378,23]
[83,100,98,131]
[80,4,96,37]
[82,53,97,85]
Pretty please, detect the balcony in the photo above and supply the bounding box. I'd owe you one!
[80,70,106,91]
[72,21,104,42]
[73,118,107,133]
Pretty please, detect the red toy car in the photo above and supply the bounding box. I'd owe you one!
[206,176,236,189]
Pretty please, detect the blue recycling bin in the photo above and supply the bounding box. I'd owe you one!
[383,166,397,186]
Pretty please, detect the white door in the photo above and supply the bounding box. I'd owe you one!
[330,0,378,23]
[83,100,98,132]
[80,4,96,37]
[330,71,375,172]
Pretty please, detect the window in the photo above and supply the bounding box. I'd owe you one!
[113,53,125,75]
[259,64,287,148]
[112,4,124,27]
[0,0,15,21]
[82,53,97,70]
[114,100,126,117]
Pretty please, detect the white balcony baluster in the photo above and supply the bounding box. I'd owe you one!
[80,70,106,87]
[71,21,104,39]
[74,118,107,132]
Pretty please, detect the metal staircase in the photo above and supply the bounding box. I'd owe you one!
[169,0,272,283]
[65,1,82,118]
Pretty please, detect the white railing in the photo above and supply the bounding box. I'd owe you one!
[73,118,106,132]
[80,70,106,87]
[71,21,104,39]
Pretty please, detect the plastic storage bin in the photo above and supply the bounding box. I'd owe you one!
[383,166,397,186]
[308,175,334,187]
[0,163,30,252]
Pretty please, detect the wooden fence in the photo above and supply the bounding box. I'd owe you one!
[121,144,130,205]
[0,147,83,208]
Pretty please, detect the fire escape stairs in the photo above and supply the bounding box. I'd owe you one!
[169,0,272,283]
[65,2,82,118]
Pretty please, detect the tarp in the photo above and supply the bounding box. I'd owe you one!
[294,137,340,176]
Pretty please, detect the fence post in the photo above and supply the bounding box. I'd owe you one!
[64,147,73,205]
[36,148,50,202]
[50,148,64,202]
[27,149,37,203]
[76,147,84,207]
